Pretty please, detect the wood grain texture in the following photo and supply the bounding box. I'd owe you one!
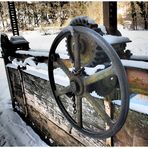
[8,66,148,146]
[113,105,148,146]
[8,67,105,146]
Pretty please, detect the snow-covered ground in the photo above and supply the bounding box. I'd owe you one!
[0,26,148,146]
[0,60,47,146]
[119,25,148,56]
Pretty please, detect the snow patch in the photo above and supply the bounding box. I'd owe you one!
[119,26,148,56]
[16,37,69,59]
[90,91,104,99]
[98,25,107,34]
[84,64,105,75]
[16,50,49,57]
[121,59,148,70]
[103,35,131,45]
[113,94,148,115]
[0,109,47,146]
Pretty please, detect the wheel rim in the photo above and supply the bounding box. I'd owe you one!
[48,26,129,139]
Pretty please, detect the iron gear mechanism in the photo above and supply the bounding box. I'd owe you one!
[65,16,132,97]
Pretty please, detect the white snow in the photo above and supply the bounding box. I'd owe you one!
[16,38,69,59]
[113,94,148,115]
[90,91,104,99]
[41,28,61,35]
[0,109,47,146]
[6,63,18,69]
[119,25,148,56]
[16,50,49,57]
[19,30,57,51]
[36,62,48,70]
[121,59,148,70]
[70,16,96,25]
[24,65,49,80]
[103,35,131,45]
[25,66,69,86]
[85,64,105,75]
[24,65,69,87]
[98,25,107,34]
[12,58,23,66]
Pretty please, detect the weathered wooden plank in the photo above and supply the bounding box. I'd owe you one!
[104,100,112,146]
[27,105,84,146]
[7,64,148,146]
[11,51,148,96]
[22,72,105,146]
[8,67,105,146]
[113,105,148,146]
[8,68,26,113]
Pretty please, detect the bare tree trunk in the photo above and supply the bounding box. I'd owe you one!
[0,3,5,30]
[130,2,137,30]
[144,18,148,29]
[136,2,148,30]
[0,13,5,30]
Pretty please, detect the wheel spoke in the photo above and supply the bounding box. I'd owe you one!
[84,93,114,127]
[73,32,83,127]
[84,66,114,86]
[55,58,73,79]
[55,85,72,97]
[76,96,83,127]
[73,33,81,71]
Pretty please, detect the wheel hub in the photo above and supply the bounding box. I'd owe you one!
[70,77,84,96]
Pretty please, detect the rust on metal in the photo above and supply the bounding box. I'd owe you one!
[126,68,148,95]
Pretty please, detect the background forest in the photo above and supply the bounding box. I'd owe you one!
[118,2,148,30]
[0,1,148,32]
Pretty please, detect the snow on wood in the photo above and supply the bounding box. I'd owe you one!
[121,59,148,70]
[24,69,49,81]
[113,94,148,115]
[36,62,48,70]
[23,57,36,67]
[103,35,131,45]
[15,38,69,59]
[16,50,49,57]
[98,25,107,34]
[24,66,69,86]
[6,63,18,69]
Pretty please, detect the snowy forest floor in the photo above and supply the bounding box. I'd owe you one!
[0,25,148,146]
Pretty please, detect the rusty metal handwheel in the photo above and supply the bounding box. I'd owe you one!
[48,26,129,139]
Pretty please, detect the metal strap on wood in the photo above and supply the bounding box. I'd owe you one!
[17,66,28,117]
